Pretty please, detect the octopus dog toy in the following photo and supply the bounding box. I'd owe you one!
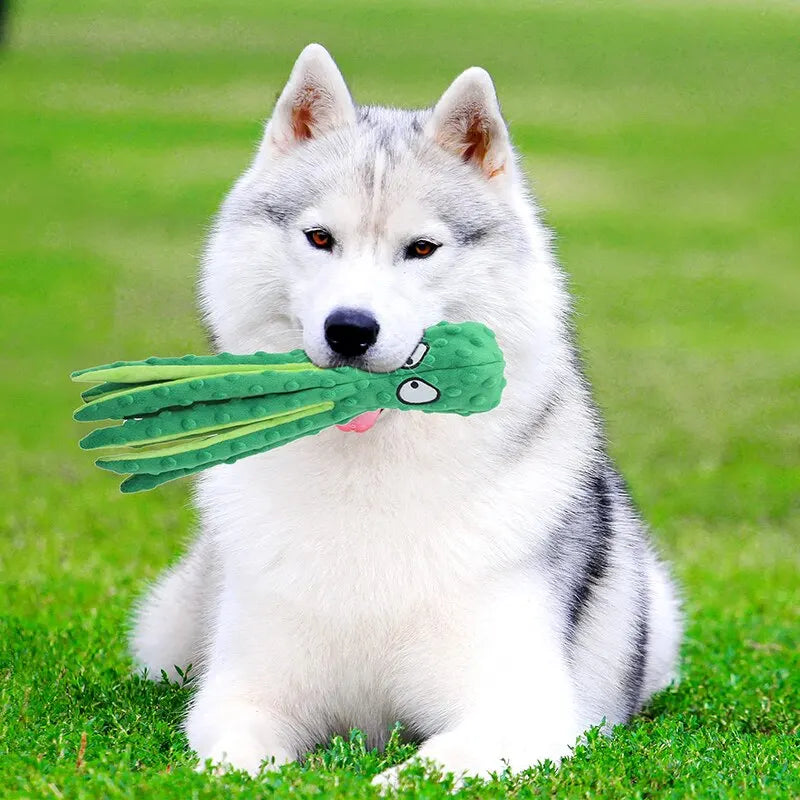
[71,321,506,493]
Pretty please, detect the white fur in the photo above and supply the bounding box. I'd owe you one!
[131,44,682,784]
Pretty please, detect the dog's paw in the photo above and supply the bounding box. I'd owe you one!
[371,755,463,794]
[371,765,402,793]
[195,733,293,776]
[372,761,441,795]
[372,730,570,792]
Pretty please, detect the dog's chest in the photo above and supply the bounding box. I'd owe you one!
[196,417,567,738]
[201,439,504,732]
[220,456,493,615]
[218,495,481,743]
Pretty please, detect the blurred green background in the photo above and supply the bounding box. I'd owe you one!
[1,1,798,797]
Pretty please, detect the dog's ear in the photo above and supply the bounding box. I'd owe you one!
[260,44,355,159]
[426,67,511,181]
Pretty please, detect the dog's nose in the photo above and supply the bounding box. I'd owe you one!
[324,308,380,358]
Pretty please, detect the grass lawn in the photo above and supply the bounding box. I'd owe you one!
[1,0,798,796]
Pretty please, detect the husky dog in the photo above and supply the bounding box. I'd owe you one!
[131,44,682,782]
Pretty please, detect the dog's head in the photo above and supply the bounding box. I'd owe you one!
[201,44,550,374]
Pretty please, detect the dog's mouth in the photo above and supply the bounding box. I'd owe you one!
[325,337,426,433]
[336,409,383,434]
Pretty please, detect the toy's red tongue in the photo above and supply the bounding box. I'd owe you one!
[336,409,382,433]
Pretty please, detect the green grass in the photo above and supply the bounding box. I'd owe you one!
[1,0,799,796]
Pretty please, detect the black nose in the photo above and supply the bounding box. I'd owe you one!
[324,308,380,358]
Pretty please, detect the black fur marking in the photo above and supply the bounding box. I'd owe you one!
[249,195,293,226]
[510,393,560,450]
[438,215,497,248]
[458,226,492,247]
[376,127,396,152]
[435,202,507,248]
[565,470,614,644]
[449,222,490,247]
[623,585,649,721]
[204,326,222,354]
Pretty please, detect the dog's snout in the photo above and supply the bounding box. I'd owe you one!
[324,308,380,358]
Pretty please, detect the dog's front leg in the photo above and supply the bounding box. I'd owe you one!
[184,585,301,775]
[185,669,299,775]
[376,578,584,787]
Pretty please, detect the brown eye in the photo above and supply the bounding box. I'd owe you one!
[305,228,334,251]
[406,239,440,259]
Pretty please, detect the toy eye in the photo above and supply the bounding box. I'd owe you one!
[396,378,440,405]
[403,342,429,369]
[405,239,439,259]
[305,228,334,251]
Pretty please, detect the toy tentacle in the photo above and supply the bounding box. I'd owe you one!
[73,364,347,422]
[94,402,336,475]
[116,404,359,492]
[79,383,359,451]
[70,350,312,382]
[80,380,165,401]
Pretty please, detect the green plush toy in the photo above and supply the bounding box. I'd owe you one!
[71,320,506,493]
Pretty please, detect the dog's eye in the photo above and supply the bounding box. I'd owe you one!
[305,228,334,251]
[405,239,439,259]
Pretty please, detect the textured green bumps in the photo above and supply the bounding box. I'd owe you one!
[71,321,506,493]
